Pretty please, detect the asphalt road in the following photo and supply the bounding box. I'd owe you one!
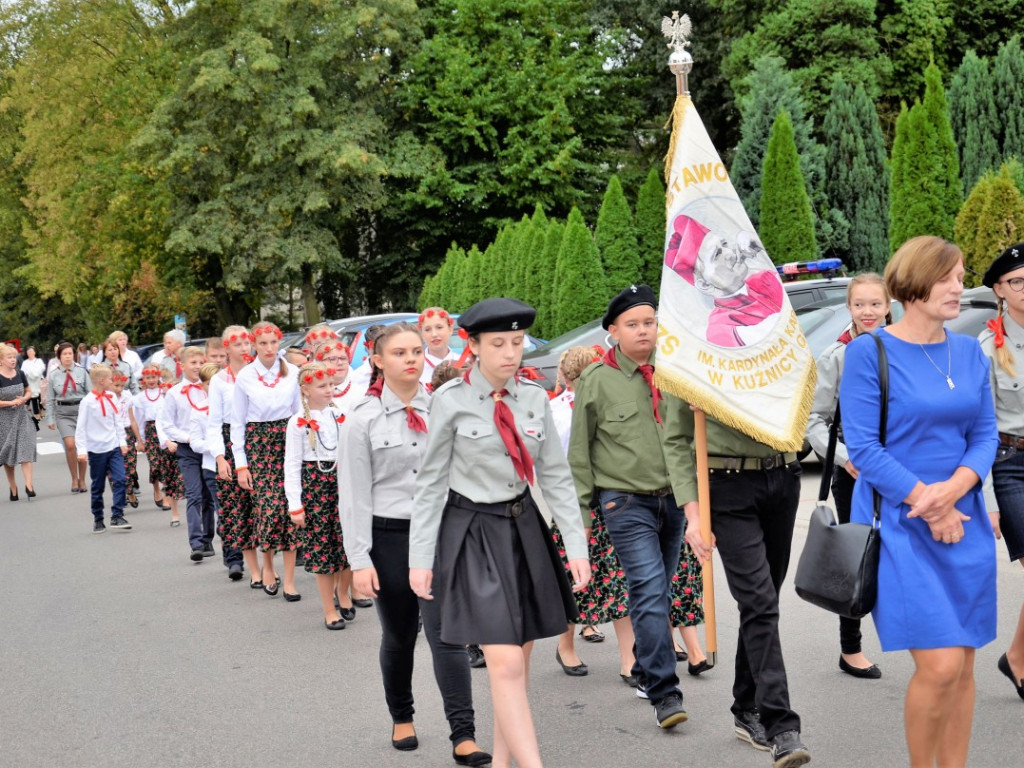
[2,435,1023,767]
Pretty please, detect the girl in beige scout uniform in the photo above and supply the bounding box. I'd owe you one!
[410,298,590,768]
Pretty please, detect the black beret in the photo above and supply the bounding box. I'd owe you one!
[983,242,1024,288]
[459,298,536,334]
[602,284,658,330]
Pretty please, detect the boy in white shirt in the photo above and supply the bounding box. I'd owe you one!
[75,364,131,534]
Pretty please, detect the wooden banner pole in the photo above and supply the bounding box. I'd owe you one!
[693,409,717,666]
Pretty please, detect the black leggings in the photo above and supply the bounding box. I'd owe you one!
[369,516,476,745]
[832,465,863,655]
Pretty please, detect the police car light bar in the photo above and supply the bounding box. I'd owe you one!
[776,258,844,276]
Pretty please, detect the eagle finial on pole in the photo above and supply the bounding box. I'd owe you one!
[662,11,694,96]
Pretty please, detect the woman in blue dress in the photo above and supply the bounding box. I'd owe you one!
[840,236,998,767]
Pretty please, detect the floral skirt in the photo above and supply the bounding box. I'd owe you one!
[669,539,704,628]
[247,419,298,552]
[299,462,348,574]
[550,506,630,625]
[144,421,184,498]
[217,424,257,551]
[124,428,138,490]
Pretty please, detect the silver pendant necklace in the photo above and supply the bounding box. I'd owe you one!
[919,336,955,390]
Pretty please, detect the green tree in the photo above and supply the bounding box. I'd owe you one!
[760,110,817,263]
[948,50,1000,195]
[954,165,1024,287]
[823,76,890,272]
[878,0,952,108]
[595,175,641,292]
[889,64,961,250]
[508,215,535,301]
[635,167,667,292]
[554,209,608,336]
[535,221,565,338]
[522,205,549,311]
[993,36,1024,162]
[418,274,438,311]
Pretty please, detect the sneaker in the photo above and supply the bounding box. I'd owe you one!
[190,548,204,562]
[635,682,649,700]
[467,645,487,668]
[654,693,688,729]
[228,564,244,581]
[734,710,770,752]
[201,546,215,558]
[110,516,132,531]
[770,730,811,768]
[92,520,106,534]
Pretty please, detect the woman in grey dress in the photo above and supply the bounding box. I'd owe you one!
[0,343,37,500]
[46,342,88,492]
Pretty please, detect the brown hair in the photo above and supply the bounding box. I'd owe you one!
[557,346,599,389]
[204,337,222,353]
[431,361,460,391]
[368,322,420,387]
[251,321,288,377]
[846,272,893,336]
[884,236,963,304]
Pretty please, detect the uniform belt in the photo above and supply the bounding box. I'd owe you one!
[55,400,81,406]
[706,452,797,471]
[448,489,529,518]
[603,487,673,498]
[372,516,411,531]
[999,432,1024,450]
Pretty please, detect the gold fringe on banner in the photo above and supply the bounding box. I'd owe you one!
[663,94,688,183]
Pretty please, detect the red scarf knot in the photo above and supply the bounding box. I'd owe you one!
[92,390,118,417]
[490,388,536,484]
[405,405,428,434]
[61,370,77,396]
[988,317,1006,349]
[602,347,662,424]
[297,417,320,431]
[182,383,208,412]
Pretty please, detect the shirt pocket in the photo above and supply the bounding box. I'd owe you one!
[370,431,405,451]
[518,420,547,444]
[602,400,641,441]
[455,422,494,442]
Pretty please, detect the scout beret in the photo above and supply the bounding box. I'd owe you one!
[983,242,1024,288]
[459,298,536,334]
[602,284,658,330]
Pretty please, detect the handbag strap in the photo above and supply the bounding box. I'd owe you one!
[817,402,840,503]
[871,333,889,524]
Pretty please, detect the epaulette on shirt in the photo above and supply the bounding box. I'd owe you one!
[433,377,463,396]
[576,360,606,383]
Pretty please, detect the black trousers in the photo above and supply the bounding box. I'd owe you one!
[369,516,475,745]
[709,463,801,740]
[831,465,863,655]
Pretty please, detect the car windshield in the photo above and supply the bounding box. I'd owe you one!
[529,319,605,356]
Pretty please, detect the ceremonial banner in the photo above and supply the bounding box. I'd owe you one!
[654,94,816,452]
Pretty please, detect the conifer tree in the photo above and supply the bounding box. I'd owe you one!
[523,204,549,312]
[760,110,817,264]
[508,214,533,301]
[954,166,1024,287]
[462,244,484,308]
[948,51,1000,195]
[823,77,890,272]
[418,274,436,311]
[485,225,514,297]
[554,210,607,337]
[595,175,641,293]
[635,167,666,292]
[993,36,1024,163]
[535,221,564,338]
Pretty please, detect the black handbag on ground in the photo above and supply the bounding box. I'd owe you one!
[794,333,887,620]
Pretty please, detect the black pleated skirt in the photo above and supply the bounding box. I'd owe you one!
[435,489,578,646]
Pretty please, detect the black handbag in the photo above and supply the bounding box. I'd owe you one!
[794,333,887,619]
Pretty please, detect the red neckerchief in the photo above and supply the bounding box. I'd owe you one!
[92,390,118,417]
[602,346,662,425]
[366,378,384,397]
[837,328,854,345]
[174,358,181,379]
[182,382,208,412]
[61,369,77,396]
[297,417,319,431]
[463,369,534,483]
[405,405,427,433]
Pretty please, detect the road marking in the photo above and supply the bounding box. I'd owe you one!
[36,442,66,455]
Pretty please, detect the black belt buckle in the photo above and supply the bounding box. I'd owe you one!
[761,454,779,470]
[508,501,523,518]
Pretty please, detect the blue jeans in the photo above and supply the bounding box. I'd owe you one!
[598,489,684,704]
[991,444,1024,561]
[88,448,125,522]
[177,445,215,551]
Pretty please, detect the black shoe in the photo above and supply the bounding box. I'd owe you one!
[654,693,688,729]
[620,673,641,688]
[263,576,281,597]
[283,591,301,602]
[126,493,138,508]
[324,616,346,630]
[110,516,132,530]
[25,486,35,498]
[688,659,712,676]
[339,605,356,622]
[998,653,1024,700]
[734,710,771,752]
[555,649,588,677]
[201,546,215,558]
[228,564,244,581]
[770,730,811,768]
[453,746,493,766]
[391,725,418,751]
[579,625,605,643]
[9,489,18,501]
[190,548,204,562]
[352,597,374,608]
[92,520,106,534]
[839,656,881,679]
[674,645,688,662]
[467,645,486,668]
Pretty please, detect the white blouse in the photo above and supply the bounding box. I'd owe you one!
[419,348,460,387]
[189,408,216,472]
[132,388,165,425]
[230,358,301,469]
[158,379,206,447]
[331,373,363,416]
[549,389,575,457]
[283,406,343,513]
[206,368,237,460]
